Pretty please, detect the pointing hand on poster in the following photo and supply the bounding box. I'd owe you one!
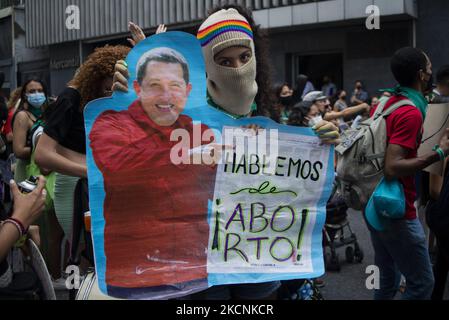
[188,143,235,166]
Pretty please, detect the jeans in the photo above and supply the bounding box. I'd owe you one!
[368,218,434,300]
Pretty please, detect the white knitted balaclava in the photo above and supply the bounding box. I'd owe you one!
[197,8,258,116]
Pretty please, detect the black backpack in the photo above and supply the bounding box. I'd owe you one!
[426,170,449,239]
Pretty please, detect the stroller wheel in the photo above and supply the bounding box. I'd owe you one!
[354,246,364,263]
[345,246,355,263]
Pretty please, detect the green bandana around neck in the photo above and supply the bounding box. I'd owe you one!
[381,85,428,120]
[207,92,257,120]
[29,107,43,120]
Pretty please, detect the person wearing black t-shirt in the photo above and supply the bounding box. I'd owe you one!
[35,46,130,279]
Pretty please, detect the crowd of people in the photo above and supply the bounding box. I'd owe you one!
[0,3,448,301]
[274,49,449,301]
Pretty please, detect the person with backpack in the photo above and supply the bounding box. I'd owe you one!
[337,47,449,300]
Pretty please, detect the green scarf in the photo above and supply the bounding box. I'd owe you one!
[381,85,428,120]
[207,92,257,120]
[28,106,43,120]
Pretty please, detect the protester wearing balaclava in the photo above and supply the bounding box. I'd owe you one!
[197,8,258,117]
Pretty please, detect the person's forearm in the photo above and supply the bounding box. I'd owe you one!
[385,151,441,180]
[352,98,363,105]
[341,104,367,118]
[323,112,342,121]
[36,149,87,178]
[0,223,21,262]
[324,105,365,121]
[44,153,86,177]
[13,146,31,160]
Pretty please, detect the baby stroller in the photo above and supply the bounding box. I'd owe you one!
[323,185,364,272]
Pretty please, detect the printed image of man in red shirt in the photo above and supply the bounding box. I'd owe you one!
[89,47,216,297]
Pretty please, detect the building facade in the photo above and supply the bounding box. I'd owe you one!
[14,0,449,98]
[0,0,49,97]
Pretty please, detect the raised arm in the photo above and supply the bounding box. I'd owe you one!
[127,22,167,47]
[324,103,369,122]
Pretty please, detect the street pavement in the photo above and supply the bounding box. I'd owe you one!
[320,209,449,300]
[320,209,376,300]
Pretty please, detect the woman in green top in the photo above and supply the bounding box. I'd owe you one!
[11,79,63,281]
[12,79,48,182]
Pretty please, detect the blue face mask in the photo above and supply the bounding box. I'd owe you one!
[27,92,47,108]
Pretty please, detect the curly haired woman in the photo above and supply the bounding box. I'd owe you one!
[35,45,130,283]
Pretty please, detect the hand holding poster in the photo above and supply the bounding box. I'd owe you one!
[85,32,335,300]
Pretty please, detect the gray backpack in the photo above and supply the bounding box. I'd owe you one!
[335,98,415,210]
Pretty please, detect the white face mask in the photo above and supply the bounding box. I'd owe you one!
[207,55,258,116]
[308,115,323,128]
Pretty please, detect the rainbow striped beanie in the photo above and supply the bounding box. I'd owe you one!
[197,8,254,59]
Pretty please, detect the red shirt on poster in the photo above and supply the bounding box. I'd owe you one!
[90,100,215,288]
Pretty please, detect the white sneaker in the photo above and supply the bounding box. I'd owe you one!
[52,277,68,291]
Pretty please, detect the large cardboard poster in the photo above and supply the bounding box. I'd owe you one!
[418,103,449,176]
[84,32,334,300]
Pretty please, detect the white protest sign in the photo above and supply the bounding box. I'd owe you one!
[207,128,333,278]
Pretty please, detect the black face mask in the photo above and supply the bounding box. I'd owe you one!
[280,96,293,107]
